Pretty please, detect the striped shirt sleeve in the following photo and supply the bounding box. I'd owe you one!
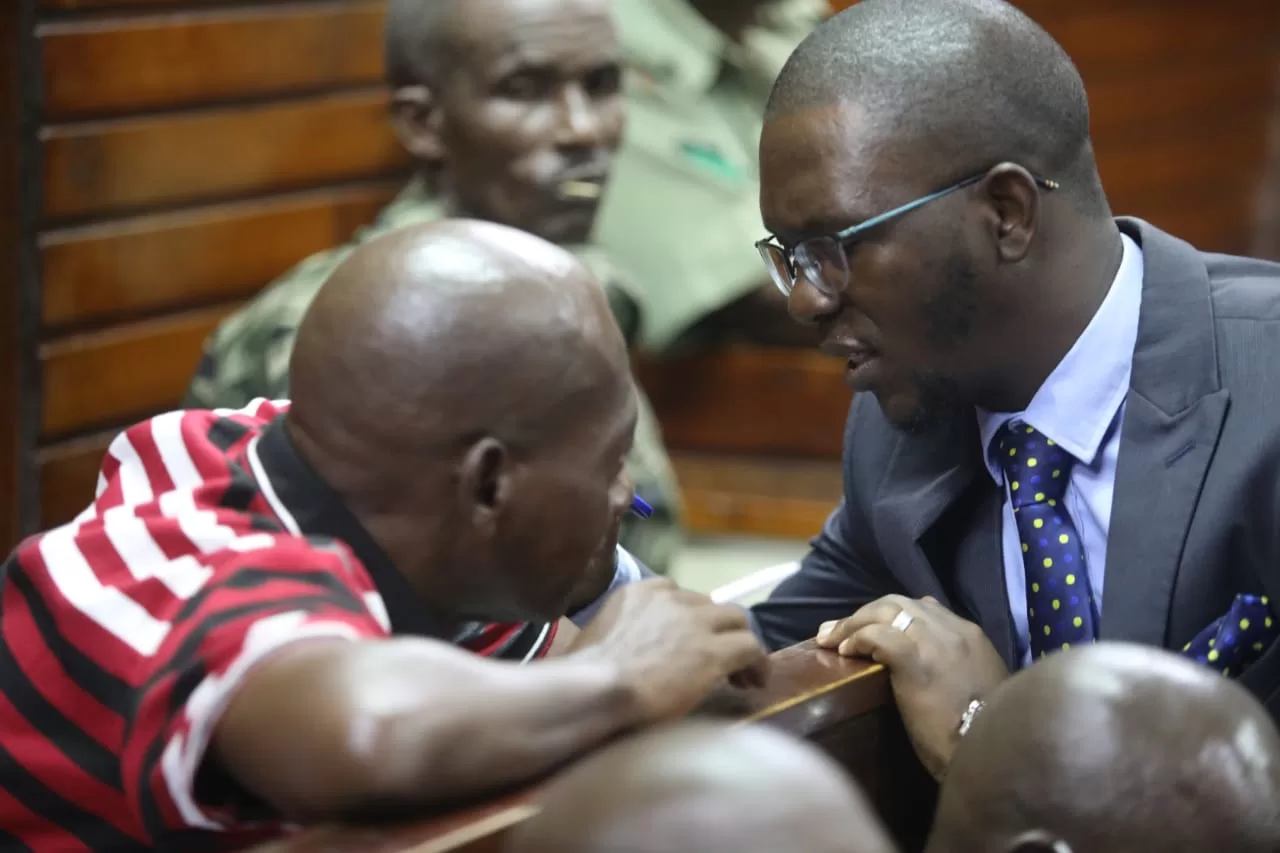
[120,538,389,840]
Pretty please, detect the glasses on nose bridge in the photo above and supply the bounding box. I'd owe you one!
[755,169,1060,298]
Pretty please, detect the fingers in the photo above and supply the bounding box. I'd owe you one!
[815,594,922,649]
[702,602,751,633]
[837,622,919,667]
[716,630,770,681]
[730,658,770,689]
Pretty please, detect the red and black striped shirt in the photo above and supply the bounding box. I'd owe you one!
[0,400,555,851]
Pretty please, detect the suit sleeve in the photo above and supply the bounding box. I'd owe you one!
[749,400,901,651]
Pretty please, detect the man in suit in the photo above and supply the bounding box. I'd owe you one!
[926,644,1280,853]
[749,0,1280,780]
[506,721,898,853]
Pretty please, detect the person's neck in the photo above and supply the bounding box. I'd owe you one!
[994,219,1125,412]
[688,0,764,42]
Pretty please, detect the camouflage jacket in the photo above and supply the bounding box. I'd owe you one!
[186,179,685,572]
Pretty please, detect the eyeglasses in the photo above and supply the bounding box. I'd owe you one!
[755,170,1060,298]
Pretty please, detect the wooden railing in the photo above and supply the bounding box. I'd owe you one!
[251,641,936,853]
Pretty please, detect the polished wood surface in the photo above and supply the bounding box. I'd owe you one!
[41,183,396,331]
[41,2,385,119]
[5,0,1279,549]
[637,347,848,459]
[41,305,235,439]
[674,453,842,539]
[1,0,35,546]
[250,641,934,853]
[43,91,406,220]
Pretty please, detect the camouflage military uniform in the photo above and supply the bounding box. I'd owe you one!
[595,0,824,351]
[186,179,685,573]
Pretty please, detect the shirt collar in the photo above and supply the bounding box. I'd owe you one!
[976,232,1144,480]
[250,415,445,639]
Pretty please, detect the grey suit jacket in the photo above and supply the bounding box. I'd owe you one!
[751,218,1280,714]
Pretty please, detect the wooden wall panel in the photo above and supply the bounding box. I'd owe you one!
[1,0,38,549]
[41,2,385,119]
[43,91,406,220]
[38,433,112,530]
[636,347,848,459]
[41,183,396,330]
[16,0,1280,540]
[41,305,234,439]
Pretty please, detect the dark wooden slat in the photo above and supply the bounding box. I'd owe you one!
[1098,118,1270,211]
[40,2,385,120]
[674,453,841,539]
[1087,53,1274,138]
[37,431,113,529]
[42,0,311,9]
[1,0,37,550]
[42,90,408,220]
[38,54,1265,225]
[40,305,236,439]
[1028,0,1280,75]
[637,347,850,459]
[41,182,397,330]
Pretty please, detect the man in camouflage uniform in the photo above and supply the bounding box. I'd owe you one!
[186,0,683,573]
[596,0,827,352]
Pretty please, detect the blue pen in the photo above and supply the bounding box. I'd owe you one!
[630,494,654,519]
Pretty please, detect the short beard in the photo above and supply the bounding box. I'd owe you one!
[881,370,964,435]
[888,250,979,435]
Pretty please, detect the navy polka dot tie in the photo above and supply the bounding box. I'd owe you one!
[1183,594,1276,677]
[996,422,1098,660]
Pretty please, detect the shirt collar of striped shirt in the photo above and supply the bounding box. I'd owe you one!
[254,415,446,640]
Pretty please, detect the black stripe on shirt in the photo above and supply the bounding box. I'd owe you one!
[5,562,132,719]
[0,741,143,852]
[0,827,36,853]
[206,418,250,452]
[134,583,369,838]
[0,635,123,791]
[219,462,260,512]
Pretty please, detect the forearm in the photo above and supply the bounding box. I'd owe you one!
[214,637,639,822]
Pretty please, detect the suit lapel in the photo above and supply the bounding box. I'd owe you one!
[1100,219,1230,646]
[873,417,1016,664]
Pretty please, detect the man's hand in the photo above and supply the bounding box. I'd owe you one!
[815,595,1007,779]
[571,578,769,721]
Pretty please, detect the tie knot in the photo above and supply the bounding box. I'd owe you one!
[995,421,1075,507]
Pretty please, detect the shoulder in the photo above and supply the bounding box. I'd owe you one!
[1204,251,1280,324]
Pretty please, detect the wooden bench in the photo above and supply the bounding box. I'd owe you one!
[249,641,937,853]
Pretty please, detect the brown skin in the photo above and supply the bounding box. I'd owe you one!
[758,99,1124,778]
[926,643,1280,853]
[391,0,623,245]
[506,721,899,853]
[213,221,769,822]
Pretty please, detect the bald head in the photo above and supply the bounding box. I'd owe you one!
[290,219,627,454]
[928,644,1280,853]
[507,722,898,853]
[767,0,1098,201]
[288,220,635,622]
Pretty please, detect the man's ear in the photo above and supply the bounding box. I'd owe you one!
[390,84,445,163]
[459,437,511,529]
[983,162,1041,264]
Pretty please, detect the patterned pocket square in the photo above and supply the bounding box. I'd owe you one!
[1182,594,1276,676]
